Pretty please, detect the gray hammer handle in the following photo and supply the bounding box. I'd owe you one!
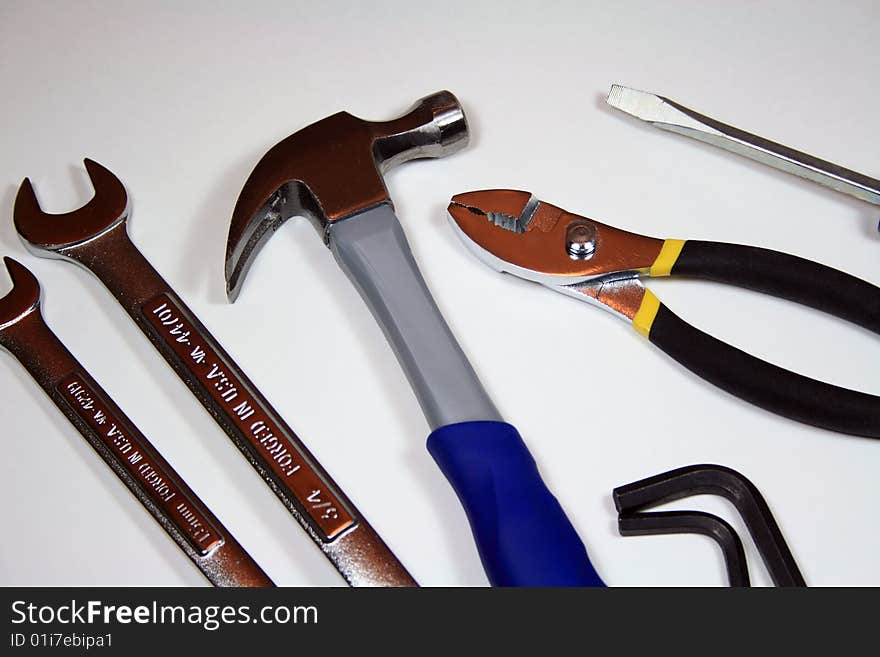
[329,205,603,586]
[329,203,501,430]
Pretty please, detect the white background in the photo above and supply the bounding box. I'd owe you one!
[1,1,877,587]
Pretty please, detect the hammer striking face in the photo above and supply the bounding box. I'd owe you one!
[225,90,468,300]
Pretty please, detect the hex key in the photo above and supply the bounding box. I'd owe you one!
[613,464,805,587]
[618,510,750,587]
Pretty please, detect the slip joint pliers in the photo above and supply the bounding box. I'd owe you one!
[448,189,880,438]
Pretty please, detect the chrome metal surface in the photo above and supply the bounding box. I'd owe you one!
[448,190,664,287]
[14,161,417,587]
[225,91,468,301]
[557,275,646,321]
[607,84,880,207]
[566,220,598,260]
[448,194,649,321]
[0,258,272,587]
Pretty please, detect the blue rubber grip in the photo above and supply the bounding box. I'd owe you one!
[427,421,604,586]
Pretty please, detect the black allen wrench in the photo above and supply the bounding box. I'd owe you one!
[613,464,806,587]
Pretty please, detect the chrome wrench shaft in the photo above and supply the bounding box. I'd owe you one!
[0,258,272,586]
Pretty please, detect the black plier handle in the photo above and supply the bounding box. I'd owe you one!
[447,190,880,438]
[635,239,880,437]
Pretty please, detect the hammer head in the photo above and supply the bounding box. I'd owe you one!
[225,90,468,300]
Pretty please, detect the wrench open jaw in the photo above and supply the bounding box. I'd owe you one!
[14,159,129,254]
[0,257,40,332]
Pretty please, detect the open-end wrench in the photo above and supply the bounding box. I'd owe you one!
[0,257,271,586]
[14,160,415,587]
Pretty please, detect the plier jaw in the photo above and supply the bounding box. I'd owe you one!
[447,189,666,319]
[448,189,665,283]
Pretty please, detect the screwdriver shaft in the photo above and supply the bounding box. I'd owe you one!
[607,84,880,206]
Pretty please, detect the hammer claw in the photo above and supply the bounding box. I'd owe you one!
[225,91,468,301]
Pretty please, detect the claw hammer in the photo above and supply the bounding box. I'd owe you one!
[226,91,604,586]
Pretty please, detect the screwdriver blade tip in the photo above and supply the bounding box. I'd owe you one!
[606,84,665,121]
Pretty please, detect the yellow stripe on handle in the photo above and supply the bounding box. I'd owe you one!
[632,289,661,338]
[649,239,686,277]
